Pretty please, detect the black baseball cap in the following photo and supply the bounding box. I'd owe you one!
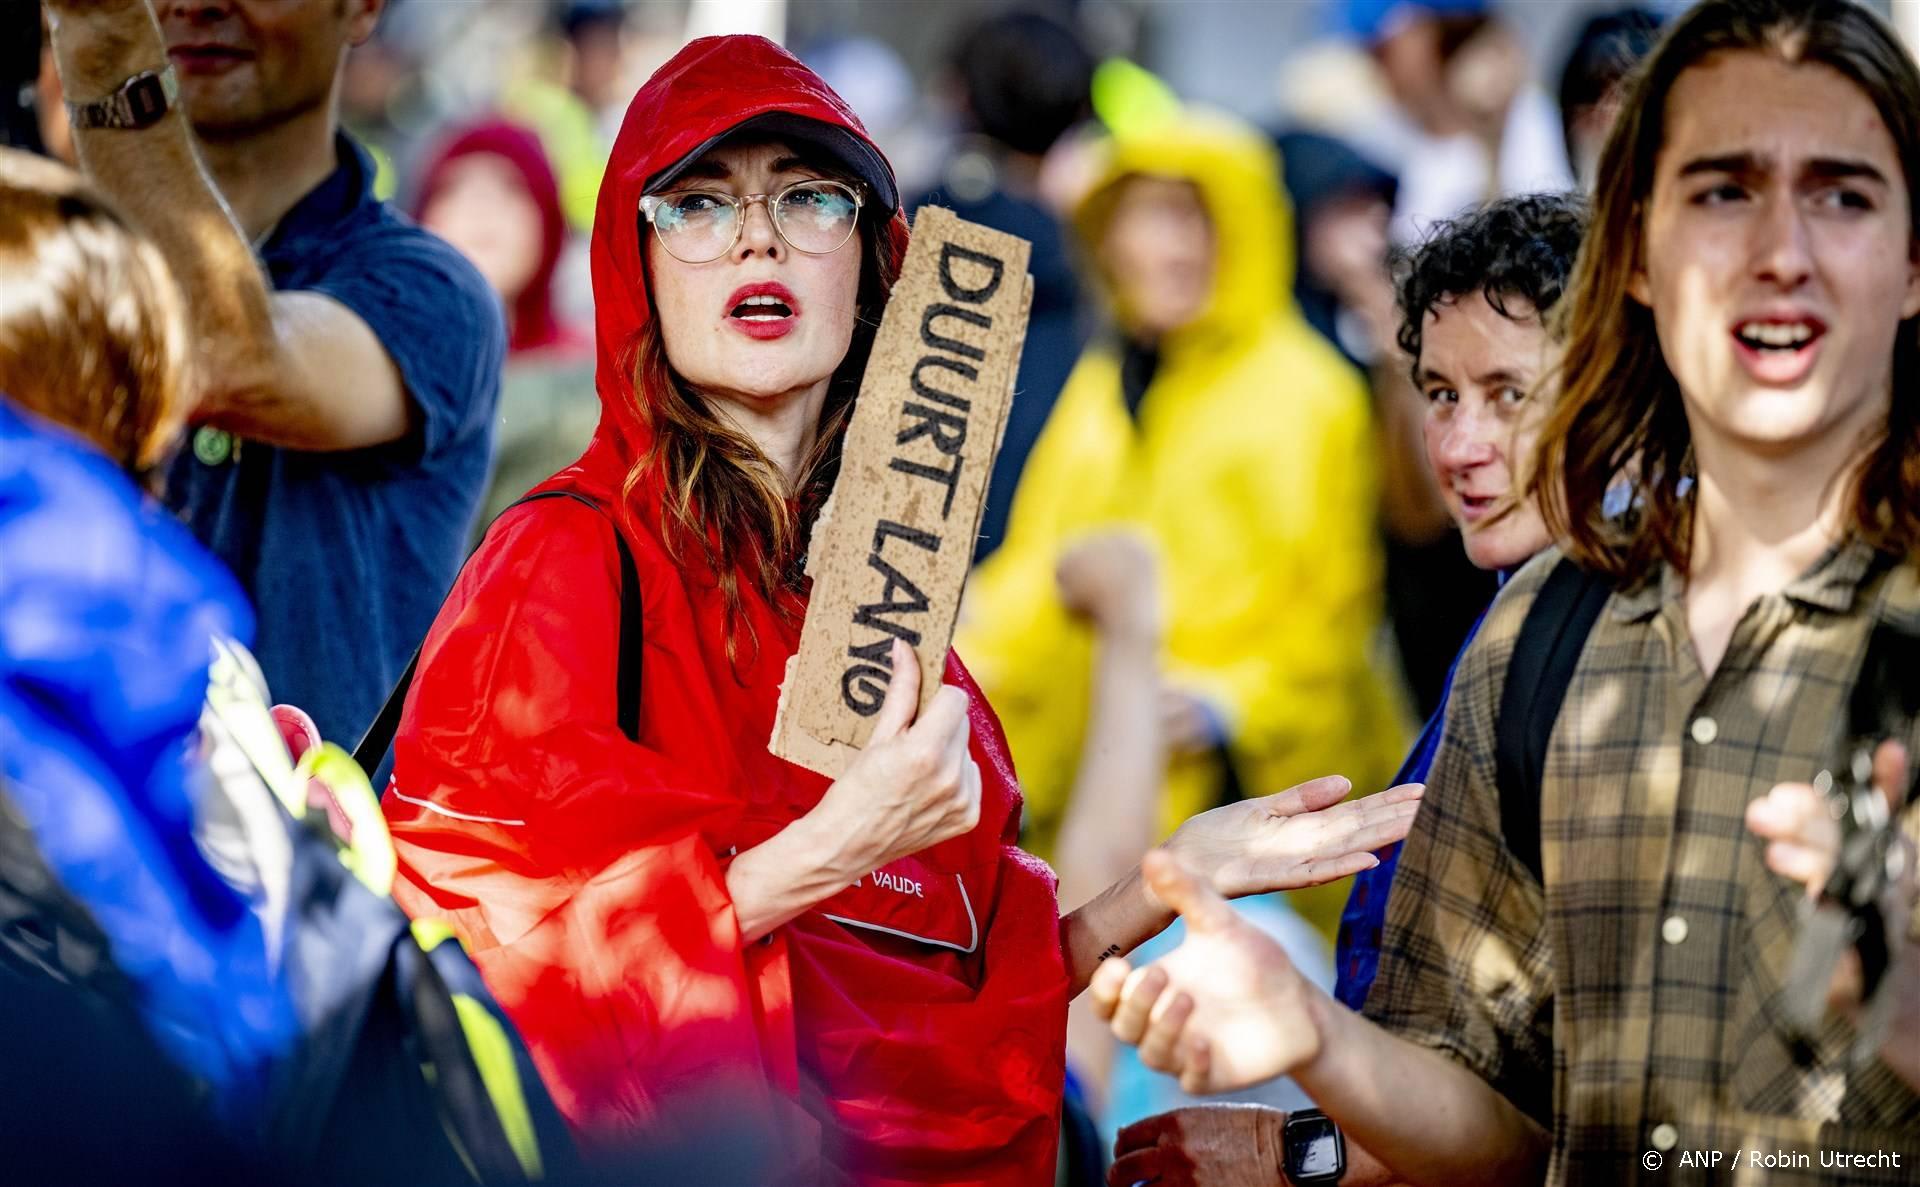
[642,110,900,216]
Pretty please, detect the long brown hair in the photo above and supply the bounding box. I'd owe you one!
[0,149,192,488]
[624,161,904,653]
[1532,0,1920,581]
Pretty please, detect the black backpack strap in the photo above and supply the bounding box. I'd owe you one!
[1494,557,1611,883]
[351,490,644,778]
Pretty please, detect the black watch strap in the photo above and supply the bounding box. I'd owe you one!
[68,66,179,131]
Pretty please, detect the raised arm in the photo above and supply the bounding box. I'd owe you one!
[45,0,412,451]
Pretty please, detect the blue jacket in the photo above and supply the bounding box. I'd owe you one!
[0,400,292,1118]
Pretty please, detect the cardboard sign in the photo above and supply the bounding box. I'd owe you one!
[770,207,1032,778]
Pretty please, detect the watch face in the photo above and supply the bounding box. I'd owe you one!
[128,76,168,124]
[1284,1114,1344,1182]
[1291,1132,1339,1176]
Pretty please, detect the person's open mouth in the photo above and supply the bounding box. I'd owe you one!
[1455,492,1498,523]
[1731,315,1826,386]
[725,281,800,341]
[167,43,256,75]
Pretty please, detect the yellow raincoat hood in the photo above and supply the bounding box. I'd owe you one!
[1073,111,1298,352]
[957,111,1405,938]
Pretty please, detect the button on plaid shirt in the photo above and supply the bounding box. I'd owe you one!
[1367,540,1920,1186]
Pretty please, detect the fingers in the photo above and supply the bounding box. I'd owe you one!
[1288,851,1381,887]
[1176,1033,1213,1096]
[1107,1148,1169,1187]
[1112,1111,1178,1156]
[1763,840,1836,889]
[1873,740,1910,817]
[1143,848,1236,934]
[869,638,922,742]
[957,755,983,832]
[1089,956,1132,1022]
[1747,782,1839,894]
[1261,775,1353,819]
[1341,796,1422,852]
[1110,964,1170,1045]
[1137,988,1196,1073]
[1379,781,1425,806]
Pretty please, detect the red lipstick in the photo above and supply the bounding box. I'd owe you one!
[724,281,800,341]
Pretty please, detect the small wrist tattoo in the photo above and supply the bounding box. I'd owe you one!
[1097,944,1123,962]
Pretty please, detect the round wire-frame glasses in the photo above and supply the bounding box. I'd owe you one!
[639,179,865,264]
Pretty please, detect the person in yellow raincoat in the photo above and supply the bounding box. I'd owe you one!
[957,109,1406,939]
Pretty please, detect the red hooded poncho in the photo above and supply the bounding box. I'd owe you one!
[383,35,1068,1185]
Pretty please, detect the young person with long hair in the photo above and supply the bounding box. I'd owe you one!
[381,36,1419,1184]
[1088,2,1920,1183]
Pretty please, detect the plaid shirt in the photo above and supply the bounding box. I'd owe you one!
[1368,539,1920,1186]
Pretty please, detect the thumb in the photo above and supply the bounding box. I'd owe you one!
[1142,848,1235,934]
[869,638,922,743]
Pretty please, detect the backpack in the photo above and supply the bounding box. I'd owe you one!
[1494,557,1612,883]
[198,636,576,1184]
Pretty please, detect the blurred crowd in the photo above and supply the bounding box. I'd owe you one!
[2,1,1919,1185]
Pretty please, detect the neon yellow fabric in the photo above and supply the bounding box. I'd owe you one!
[450,993,545,1180]
[297,743,397,898]
[956,111,1407,938]
[409,917,460,953]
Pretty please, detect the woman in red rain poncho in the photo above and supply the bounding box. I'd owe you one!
[384,35,1418,1185]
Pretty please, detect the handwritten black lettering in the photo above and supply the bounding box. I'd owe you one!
[841,664,889,716]
[897,402,967,456]
[921,304,991,360]
[910,356,976,411]
[939,243,1006,303]
[872,519,941,556]
[888,452,963,519]
[853,552,929,644]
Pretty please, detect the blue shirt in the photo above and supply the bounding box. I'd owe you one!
[1333,607,1488,1012]
[166,135,503,744]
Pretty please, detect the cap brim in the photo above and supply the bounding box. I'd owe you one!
[644,111,900,215]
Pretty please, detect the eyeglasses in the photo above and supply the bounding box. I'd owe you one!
[639,179,865,264]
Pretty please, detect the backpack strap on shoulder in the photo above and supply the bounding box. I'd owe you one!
[351,490,643,780]
[1494,557,1611,883]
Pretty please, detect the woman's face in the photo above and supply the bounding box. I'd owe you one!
[420,153,545,303]
[1100,175,1214,339]
[645,140,865,407]
[1632,51,1920,466]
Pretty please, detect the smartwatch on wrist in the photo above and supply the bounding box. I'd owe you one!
[68,65,179,131]
[1282,1108,1346,1185]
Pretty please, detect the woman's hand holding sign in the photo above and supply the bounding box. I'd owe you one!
[729,638,981,941]
[818,637,984,874]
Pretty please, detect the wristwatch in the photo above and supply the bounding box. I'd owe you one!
[67,66,179,131]
[1282,1108,1347,1185]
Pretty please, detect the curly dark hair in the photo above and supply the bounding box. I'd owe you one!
[1393,193,1589,380]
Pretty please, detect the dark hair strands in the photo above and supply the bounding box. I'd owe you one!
[622,193,904,668]
[1394,192,1590,383]
[1532,0,1920,585]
